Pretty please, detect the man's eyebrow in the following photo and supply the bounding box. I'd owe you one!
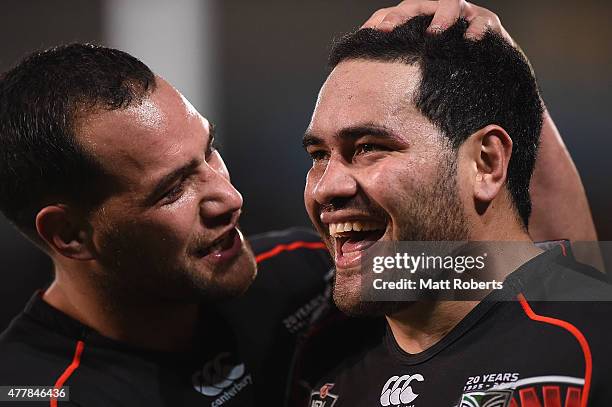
[338,124,402,142]
[146,159,201,204]
[303,123,402,149]
[302,132,322,149]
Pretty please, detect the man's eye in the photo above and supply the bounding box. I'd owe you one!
[356,144,375,155]
[355,143,389,156]
[162,183,185,204]
[308,150,329,162]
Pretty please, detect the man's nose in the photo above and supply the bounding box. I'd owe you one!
[313,158,358,205]
[199,168,243,222]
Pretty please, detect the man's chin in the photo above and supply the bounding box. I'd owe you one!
[195,248,257,302]
[164,245,256,303]
[195,280,252,303]
[333,276,407,317]
[334,296,408,318]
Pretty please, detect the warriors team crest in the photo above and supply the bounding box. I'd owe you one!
[459,375,584,407]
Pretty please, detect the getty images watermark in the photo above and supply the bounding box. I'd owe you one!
[359,241,612,302]
[372,250,496,290]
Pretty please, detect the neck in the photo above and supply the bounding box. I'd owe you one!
[386,301,478,354]
[387,221,543,354]
[43,266,200,352]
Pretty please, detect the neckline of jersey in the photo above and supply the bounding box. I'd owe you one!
[21,291,228,362]
[383,245,565,365]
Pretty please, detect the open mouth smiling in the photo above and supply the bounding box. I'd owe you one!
[325,219,387,269]
[194,227,243,264]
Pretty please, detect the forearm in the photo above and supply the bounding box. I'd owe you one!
[528,108,598,242]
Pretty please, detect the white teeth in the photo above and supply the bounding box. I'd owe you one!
[328,221,385,237]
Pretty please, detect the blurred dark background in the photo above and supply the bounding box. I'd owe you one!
[1,0,610,329]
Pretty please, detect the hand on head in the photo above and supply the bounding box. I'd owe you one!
[362,0,514,45]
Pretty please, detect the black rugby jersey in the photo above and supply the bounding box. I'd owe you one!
[309,245,612,407]
[0,228,334,407]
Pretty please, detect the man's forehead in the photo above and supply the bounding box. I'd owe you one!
[311,60,422,131]
[82,98,167,141]
[77,81,208,181]
[78,102,169,171]
[326,60,419,103]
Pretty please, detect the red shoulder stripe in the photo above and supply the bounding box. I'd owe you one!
[517,294,592,407]
[50,340,85,407]
[255,241,326,263]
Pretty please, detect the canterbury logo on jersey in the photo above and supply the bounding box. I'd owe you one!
[192,352,249,397]
[380,374,425,406]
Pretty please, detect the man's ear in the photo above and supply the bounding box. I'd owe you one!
[467,125,513,204]
[35,205,94,261]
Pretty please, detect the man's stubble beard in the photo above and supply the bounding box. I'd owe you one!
[93,226,257,308]
[333,155,470,317]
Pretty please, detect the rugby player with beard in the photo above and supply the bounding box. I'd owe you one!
[0,46,333,407]
[303,6,612,407]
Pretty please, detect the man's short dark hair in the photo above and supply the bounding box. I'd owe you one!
[0,43,155,235]
[329,16,543,228]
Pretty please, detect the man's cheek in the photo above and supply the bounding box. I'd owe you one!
[361,170,400,206]
[126,218,188,255]
[364,167,418,223]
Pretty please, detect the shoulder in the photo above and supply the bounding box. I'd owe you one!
[0,314,78,386]
[513,246,612,339]
[508,244,612,303]
[249,227,330,265]
[248,227,323,249]
[248,227,332,287]
[217,228,332,336]
[510,249,612,392]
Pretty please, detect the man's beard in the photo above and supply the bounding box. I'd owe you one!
[333,156,469,317]
[92,225,257,308]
